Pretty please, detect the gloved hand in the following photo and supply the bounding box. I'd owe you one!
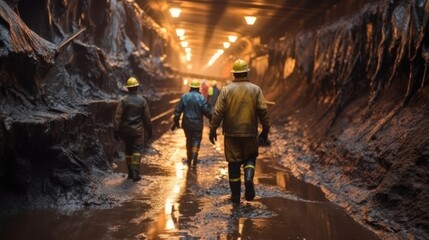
[258,128,269,145]
[114,130,120,141]
[170,122,180,131]
[209,129,217,145]
[147,128,153,141]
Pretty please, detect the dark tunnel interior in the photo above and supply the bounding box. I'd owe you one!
[0,0,428,239]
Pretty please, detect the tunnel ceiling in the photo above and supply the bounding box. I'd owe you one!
[140,0,341,74]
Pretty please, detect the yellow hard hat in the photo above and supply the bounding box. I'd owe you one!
[189,79,200,88]
[231,59,250,73]
[211,80,217,86]
[126,77,139,88]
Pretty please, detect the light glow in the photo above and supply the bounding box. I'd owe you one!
[185,47,191,53]
[176,28,185,37]
[169,8,182,18]
[244,16,257,25]
[223,42,230,48]
[228,35,238,42]
[186,53,192,61]
[181,41,189,48]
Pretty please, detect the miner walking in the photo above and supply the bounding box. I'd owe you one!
[171,79,212,165]
[114,77,153,182]
[207,80,221,113]
[209,59,271,204]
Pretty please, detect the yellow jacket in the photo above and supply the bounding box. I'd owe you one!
[210,77,270,137]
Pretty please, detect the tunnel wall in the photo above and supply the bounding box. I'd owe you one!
[251,0,428,238]
[0,0,180,213]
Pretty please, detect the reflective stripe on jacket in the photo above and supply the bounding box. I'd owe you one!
[210,78,270,137]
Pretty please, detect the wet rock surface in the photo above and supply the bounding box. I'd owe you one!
[0,0,179,214]
[0,127,379,239]
[0,0,428,239]
[249,1,429,239]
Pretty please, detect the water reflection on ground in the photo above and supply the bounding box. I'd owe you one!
[0,126,379,240]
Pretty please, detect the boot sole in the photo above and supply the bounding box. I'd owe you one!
[231,196,240,204]
[244,181,255,201]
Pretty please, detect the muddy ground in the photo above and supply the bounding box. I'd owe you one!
[0,125,380,240]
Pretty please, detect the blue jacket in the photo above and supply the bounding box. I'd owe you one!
[174,89,212,131]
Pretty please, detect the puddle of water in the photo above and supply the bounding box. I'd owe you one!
[0,126,380,240]
[256,156,327,202]
[239,153,380,240]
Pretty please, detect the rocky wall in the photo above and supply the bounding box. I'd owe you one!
[253,0,429,239]
[0,0,178,213]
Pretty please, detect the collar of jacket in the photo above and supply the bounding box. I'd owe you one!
[233,77,249,82]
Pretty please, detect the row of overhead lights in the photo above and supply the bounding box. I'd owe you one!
[169,6,257,66]
[175,28,191,62]
[208,35,237,66]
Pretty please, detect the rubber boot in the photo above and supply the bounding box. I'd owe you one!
[186,145,192,165]
[191,146,199,165]
[126,155,132,179]
[244,165,255,201]
[229,181,241,204]
[131,153,142,182]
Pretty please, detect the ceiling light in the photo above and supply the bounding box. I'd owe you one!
[244,16,257,25]
[228,35,237,43]
[223,42,231,48]
[185,48,191,53]
[217,49,224,55]
[176,28,185,37]
[186,53,192,61]
[181,41,189,48]
[169,7,182,18]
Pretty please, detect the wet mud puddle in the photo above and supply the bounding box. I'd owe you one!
[0,127,379,239]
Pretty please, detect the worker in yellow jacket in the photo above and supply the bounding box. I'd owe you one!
[209,59,271,204]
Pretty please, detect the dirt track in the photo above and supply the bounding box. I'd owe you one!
[0,125,379,239]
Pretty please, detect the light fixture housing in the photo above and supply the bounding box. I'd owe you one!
[176,28,185,37]
[244,16,257,25]
[228,35,238,43]
[169,7,182,18]
[181,41,189,48]
[186,53,192,61]
[223,42,231,48]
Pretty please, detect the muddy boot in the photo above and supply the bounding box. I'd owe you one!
[244,164,255,201]
[186,150,192,165]
[191,151,199,166]
[131,153,142,182]
[126,155,132,179]
[186,143,192,165]
[229,181,241,204]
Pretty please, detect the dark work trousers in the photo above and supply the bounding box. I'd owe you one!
[123,134,145,155]
[183,128,202,164]
[123,134,144,179]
